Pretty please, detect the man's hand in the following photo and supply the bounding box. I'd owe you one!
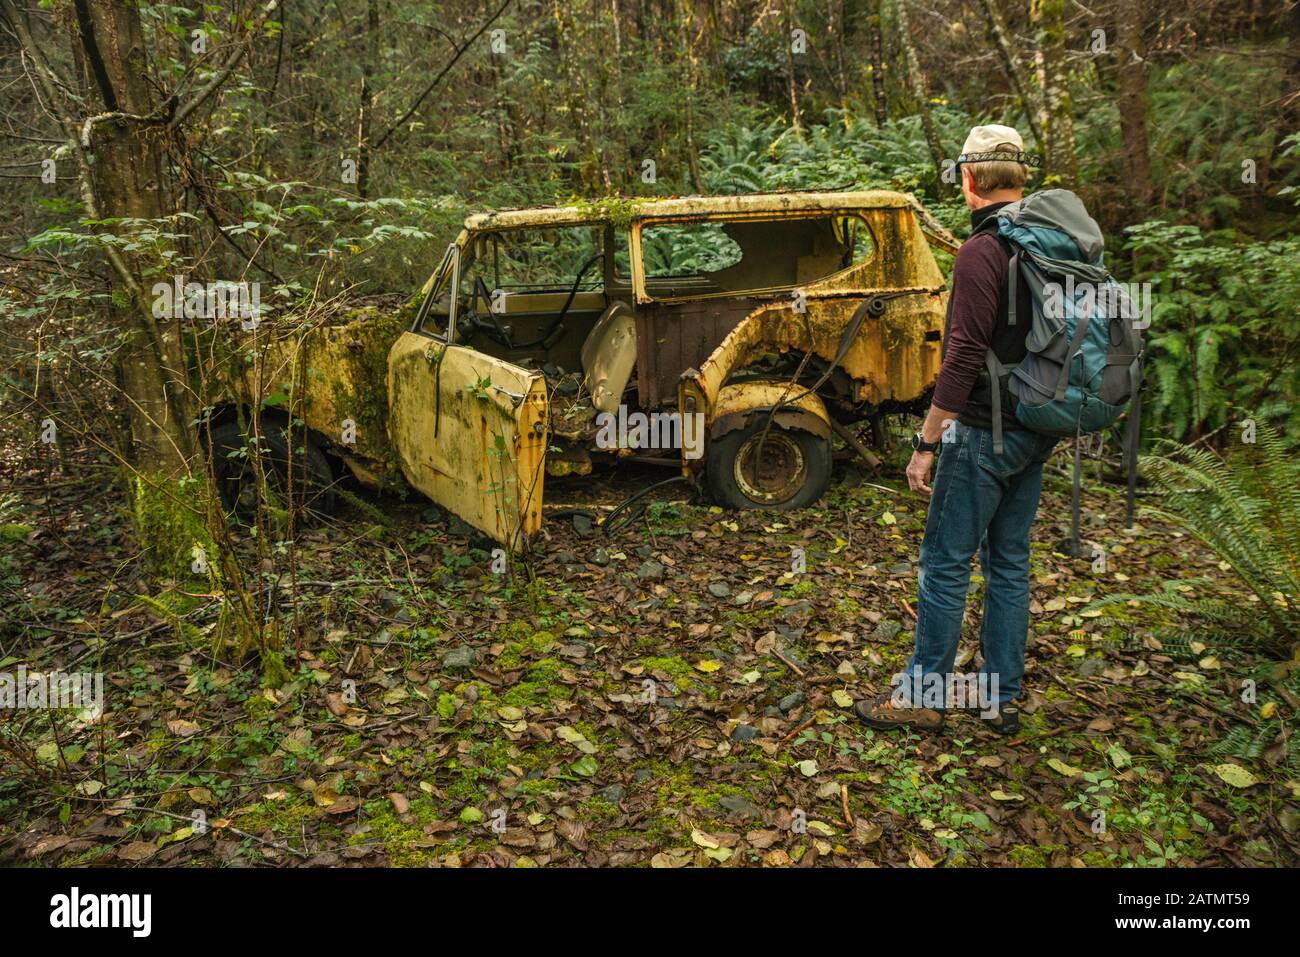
[906,450,935,495]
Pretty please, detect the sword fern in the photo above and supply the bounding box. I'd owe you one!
[1096,421,1299,656]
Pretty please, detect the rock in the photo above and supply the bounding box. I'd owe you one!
[871,619,903,642]
[447,516,475,538]
[572,514,594,537]
[441,646,478,671]
[636,545,653,559]
[1077,657,1107,677]
[717,794,761,818]
[775,622,804,642]
[555,550,578,565]
[730,724,760,744]
[887,562,913,577]
[707,582,732,599]
[597,784,625,804]
[637,560,664,581]
[633,768,654,783]
[781,599,814,619]
[778,690,806,713]
[591,548,610,567]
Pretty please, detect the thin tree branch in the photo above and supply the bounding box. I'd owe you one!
[372,0,513,150]
[169,0,281,130]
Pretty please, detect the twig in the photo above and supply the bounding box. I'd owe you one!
[779,715,816,745]
[124,804,309,859]
[771,648,805,678]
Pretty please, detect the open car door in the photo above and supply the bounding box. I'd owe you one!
[388,243,548,549]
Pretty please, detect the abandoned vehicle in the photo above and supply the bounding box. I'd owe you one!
[206,190,958,547]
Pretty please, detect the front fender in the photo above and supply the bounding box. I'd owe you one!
[709,382,832,442]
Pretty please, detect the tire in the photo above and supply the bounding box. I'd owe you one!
[705,417,831,511]
[206,418,336,521]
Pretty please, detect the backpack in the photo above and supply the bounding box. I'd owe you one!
[978,189,1146,529]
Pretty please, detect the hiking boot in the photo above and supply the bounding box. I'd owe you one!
[962,702,1020,736]
[853,692,944,733]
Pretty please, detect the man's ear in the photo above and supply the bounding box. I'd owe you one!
[961,165,976,196]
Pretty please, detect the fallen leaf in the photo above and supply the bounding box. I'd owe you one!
[118,841,157,862]
[1047,758,1082,777]
[1211,763,1258,788]
[690,828,720,849]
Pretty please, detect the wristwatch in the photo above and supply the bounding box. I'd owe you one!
[911,431,939,454]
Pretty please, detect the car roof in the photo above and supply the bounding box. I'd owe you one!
[462,189,918,231]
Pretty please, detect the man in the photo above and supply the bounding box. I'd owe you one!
[855,125,1060,736]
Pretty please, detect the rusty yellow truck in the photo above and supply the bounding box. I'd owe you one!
[206,190,957,547]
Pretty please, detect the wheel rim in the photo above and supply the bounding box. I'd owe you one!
[733,430,807,504]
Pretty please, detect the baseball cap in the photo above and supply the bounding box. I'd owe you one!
[956,124,1041,167]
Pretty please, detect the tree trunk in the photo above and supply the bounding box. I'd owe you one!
[1031,0,1078,186]
[867,0,888,126]
[0,0,221,571]
[356,0,380,197]
[75,1,195,469]
[680,0,705,191]
[1115,0,1153,210]
[895,0,947,192]
[979,0,1045,149]
[782,0,802,131]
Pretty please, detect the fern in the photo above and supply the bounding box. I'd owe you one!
[1093,421,1299,656]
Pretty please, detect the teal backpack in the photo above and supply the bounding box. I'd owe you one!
[978,189,1146,530]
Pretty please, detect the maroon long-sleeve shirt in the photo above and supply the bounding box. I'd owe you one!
[933,203,1031,430]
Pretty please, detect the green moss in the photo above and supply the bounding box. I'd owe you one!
[581,797,624,823]
[260,649,294,690]
[570,195,646,229]
[641,656,697,693]
[352,797,452,867]
[323,307,408,475]
[1008,843,1062,867]
[131,471,216,579]
[498,679,567,709]
[640,758,695,804]
[496,631,557,669]
[1078,849,1118,867]
[0,523,34,543]
[234,795,317,836]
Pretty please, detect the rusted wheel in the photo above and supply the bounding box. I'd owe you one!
[206,418,336,523]
[706,418,831,510]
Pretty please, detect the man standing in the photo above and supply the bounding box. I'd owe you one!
[855,125,1059,735]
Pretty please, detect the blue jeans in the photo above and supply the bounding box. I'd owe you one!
[899,422,1056,709]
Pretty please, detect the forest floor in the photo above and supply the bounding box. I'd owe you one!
[2,443,1298,868]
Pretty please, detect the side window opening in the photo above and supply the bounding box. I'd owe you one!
[636,214,876,299]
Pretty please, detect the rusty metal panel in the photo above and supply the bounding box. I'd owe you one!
[387,332,547,549]
[634,297,768,408]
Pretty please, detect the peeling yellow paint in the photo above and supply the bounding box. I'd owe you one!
[386,332,547,547]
